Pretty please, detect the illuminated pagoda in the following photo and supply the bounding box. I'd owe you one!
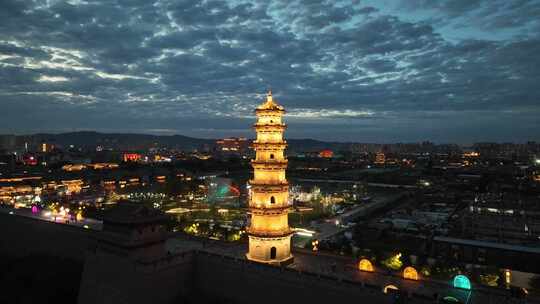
[246,91,293,265]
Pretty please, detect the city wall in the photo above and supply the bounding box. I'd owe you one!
[1,213,533,304]
[78,250,195,304]
[192,252,433,304]
[0,212,92,261]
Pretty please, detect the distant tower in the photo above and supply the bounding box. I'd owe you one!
[246,91,293,265]
[375,150,386,165]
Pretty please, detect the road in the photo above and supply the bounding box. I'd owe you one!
[313,192,408,241]
[296,178,418,189]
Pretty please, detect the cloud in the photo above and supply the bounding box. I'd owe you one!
[0,0,539,142]
[394,0,540,39]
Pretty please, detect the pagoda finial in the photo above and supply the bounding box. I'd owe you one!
[266,90,273,102]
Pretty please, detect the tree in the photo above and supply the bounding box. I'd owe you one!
[382,253,403,270]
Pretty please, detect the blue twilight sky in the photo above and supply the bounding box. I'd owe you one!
[1,0,539,143]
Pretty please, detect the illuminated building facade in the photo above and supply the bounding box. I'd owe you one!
[246,91,293,265]
[216,137,249,155]
[41,141,54,153]
[374,150,386,165]
[123,153,141,162]
[62,163,119,171]
[319,149,333,158]
[61,179,84,195]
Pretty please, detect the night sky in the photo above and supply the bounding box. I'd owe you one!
[1,0,539,143]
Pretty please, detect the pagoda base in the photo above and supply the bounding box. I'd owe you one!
[246,234,293,264]
[246,253,294,266]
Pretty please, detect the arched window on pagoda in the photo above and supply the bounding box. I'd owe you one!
[270,247,277,259]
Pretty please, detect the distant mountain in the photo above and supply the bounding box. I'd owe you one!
[287,138,354,152]
[16,131,353,152]
[27,131,214,151]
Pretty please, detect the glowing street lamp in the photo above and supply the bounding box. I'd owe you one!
[453,274,471,290]
[403,266,419,280]
[358,259,374,272]
[311,239,319,252]
[504,269,511,286]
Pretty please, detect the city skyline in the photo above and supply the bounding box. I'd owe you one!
[1,0,540,143]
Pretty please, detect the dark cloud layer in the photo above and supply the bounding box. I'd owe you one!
[0,0,539,143]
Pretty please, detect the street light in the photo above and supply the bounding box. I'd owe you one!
[311,239,319,252]
[453,274,471,290]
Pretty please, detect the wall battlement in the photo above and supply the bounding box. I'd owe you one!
[1,212,535,304]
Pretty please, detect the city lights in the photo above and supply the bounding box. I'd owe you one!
[293,228,315,237]
[311,239,319,251]
[504,269,511,285]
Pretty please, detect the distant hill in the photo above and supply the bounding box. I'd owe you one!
[26,131,214,151]
[287,138,354,152]
[16,131,354,152]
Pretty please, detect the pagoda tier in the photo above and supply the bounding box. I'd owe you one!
[251,160,288,169]
[253,123,287,132]
[246,227,293,238]
[246,91,293,265]
[249,181,288,193]
[255,107,284,114]
[249,205,290,214]
[251,141,287,151]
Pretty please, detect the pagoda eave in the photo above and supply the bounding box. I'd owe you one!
[251,160,288,165]
[249,180,288,187]
[255,108,285,115]
[252,142,287,150]
[246,228,294,238]
[248,206,291,214]
[251,163,287,170]
[249,185,289,193]
[253,126,287,132]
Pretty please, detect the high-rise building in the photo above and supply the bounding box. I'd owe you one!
[216,137,249,155]
[246,91,293,265]
[0,135,16,151]
[123,153,141,162]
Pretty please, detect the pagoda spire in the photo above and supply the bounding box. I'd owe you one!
[257,90,284,111]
